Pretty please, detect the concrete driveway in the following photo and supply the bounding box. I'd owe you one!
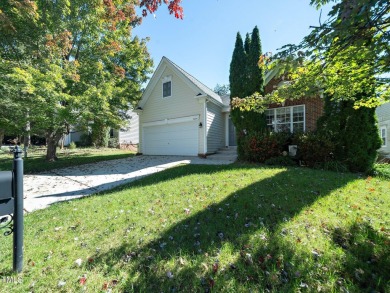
[24,154,236,212]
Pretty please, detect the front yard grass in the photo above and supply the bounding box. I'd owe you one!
[0,147,134,174]
[0,164,389,292]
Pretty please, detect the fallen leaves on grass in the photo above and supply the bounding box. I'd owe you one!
[79,275,87,285]
[74,258,82,267]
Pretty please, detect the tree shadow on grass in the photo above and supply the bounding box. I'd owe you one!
[331,222,390,292]
[84,165,359,292]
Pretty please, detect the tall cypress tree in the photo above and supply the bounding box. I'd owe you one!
[229,32,246,99]
[244,33,251,55]
[238,26,267,134]
[247,26,264,96]
[229,28,267,159]
[244,33,251,93]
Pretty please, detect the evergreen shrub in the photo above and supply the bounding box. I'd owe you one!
[292,132,336,167]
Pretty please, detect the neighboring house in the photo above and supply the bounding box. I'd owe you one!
[376,102,390,157]
[61,109,139,148]
[136,57,324,156]
[62,129,84,146]
[112,110,139,148]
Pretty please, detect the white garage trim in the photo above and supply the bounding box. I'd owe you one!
[142,115,199,127]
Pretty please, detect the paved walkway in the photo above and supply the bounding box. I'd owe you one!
[24,153,236,212]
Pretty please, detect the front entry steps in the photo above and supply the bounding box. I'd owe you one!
[207,146,237,162]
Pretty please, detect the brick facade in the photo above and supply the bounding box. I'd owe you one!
[265,77,324,132]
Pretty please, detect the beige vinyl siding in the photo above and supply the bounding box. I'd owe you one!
[376,103,390,155]
[206,102,224,153]
[139,67,204,154]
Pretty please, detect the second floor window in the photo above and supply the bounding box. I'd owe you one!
[163,81,171,98]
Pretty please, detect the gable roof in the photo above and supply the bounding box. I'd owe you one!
[138,56,226,108]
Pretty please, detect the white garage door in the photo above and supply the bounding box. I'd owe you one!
[143,119,198,156]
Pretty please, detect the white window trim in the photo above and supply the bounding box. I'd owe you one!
[380,126,387,147]
[162,75,172,98]
[266,104,306,133]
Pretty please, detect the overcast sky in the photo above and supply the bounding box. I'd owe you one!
[134,0,332,89]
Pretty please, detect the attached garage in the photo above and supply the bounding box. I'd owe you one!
[136,57,229,157]
[142,115,199,156]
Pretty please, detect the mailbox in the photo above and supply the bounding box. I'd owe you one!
[0,171,14,216]
[0,146,23,274]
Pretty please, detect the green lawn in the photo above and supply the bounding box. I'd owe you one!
[0,147,134,174]
[0,164,389,292]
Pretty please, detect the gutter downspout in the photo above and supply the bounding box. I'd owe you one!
[133,109,143,154]
[203,98,208,155]
[225,114,229,147]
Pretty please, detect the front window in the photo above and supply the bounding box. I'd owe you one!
[380,126,387,147]
[266,105,305,133]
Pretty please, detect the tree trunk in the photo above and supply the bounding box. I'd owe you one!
[0,129,4,147]
[45,131,63,162]
[23,120,31,158]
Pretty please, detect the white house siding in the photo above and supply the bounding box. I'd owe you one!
[139,67,204,154]
[119,111,139,145]
[206,102,225,153]
[376,103,390,156]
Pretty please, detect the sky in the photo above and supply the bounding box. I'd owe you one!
[133,0,332,90]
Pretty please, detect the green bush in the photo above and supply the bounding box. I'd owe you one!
[69,141,77,150]
[78,133,92,147]
[292,132,336,167]
[91,123,110,148]
[264,155,297,166]
[108,138,119,148]
[238,131,290,163]
[317,96,381,172]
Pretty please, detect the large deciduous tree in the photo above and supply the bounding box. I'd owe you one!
[268,0,389,106]
[0,0,183,161]
[232,0,387,171]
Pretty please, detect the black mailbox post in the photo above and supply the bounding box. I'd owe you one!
[0,146,24,273]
